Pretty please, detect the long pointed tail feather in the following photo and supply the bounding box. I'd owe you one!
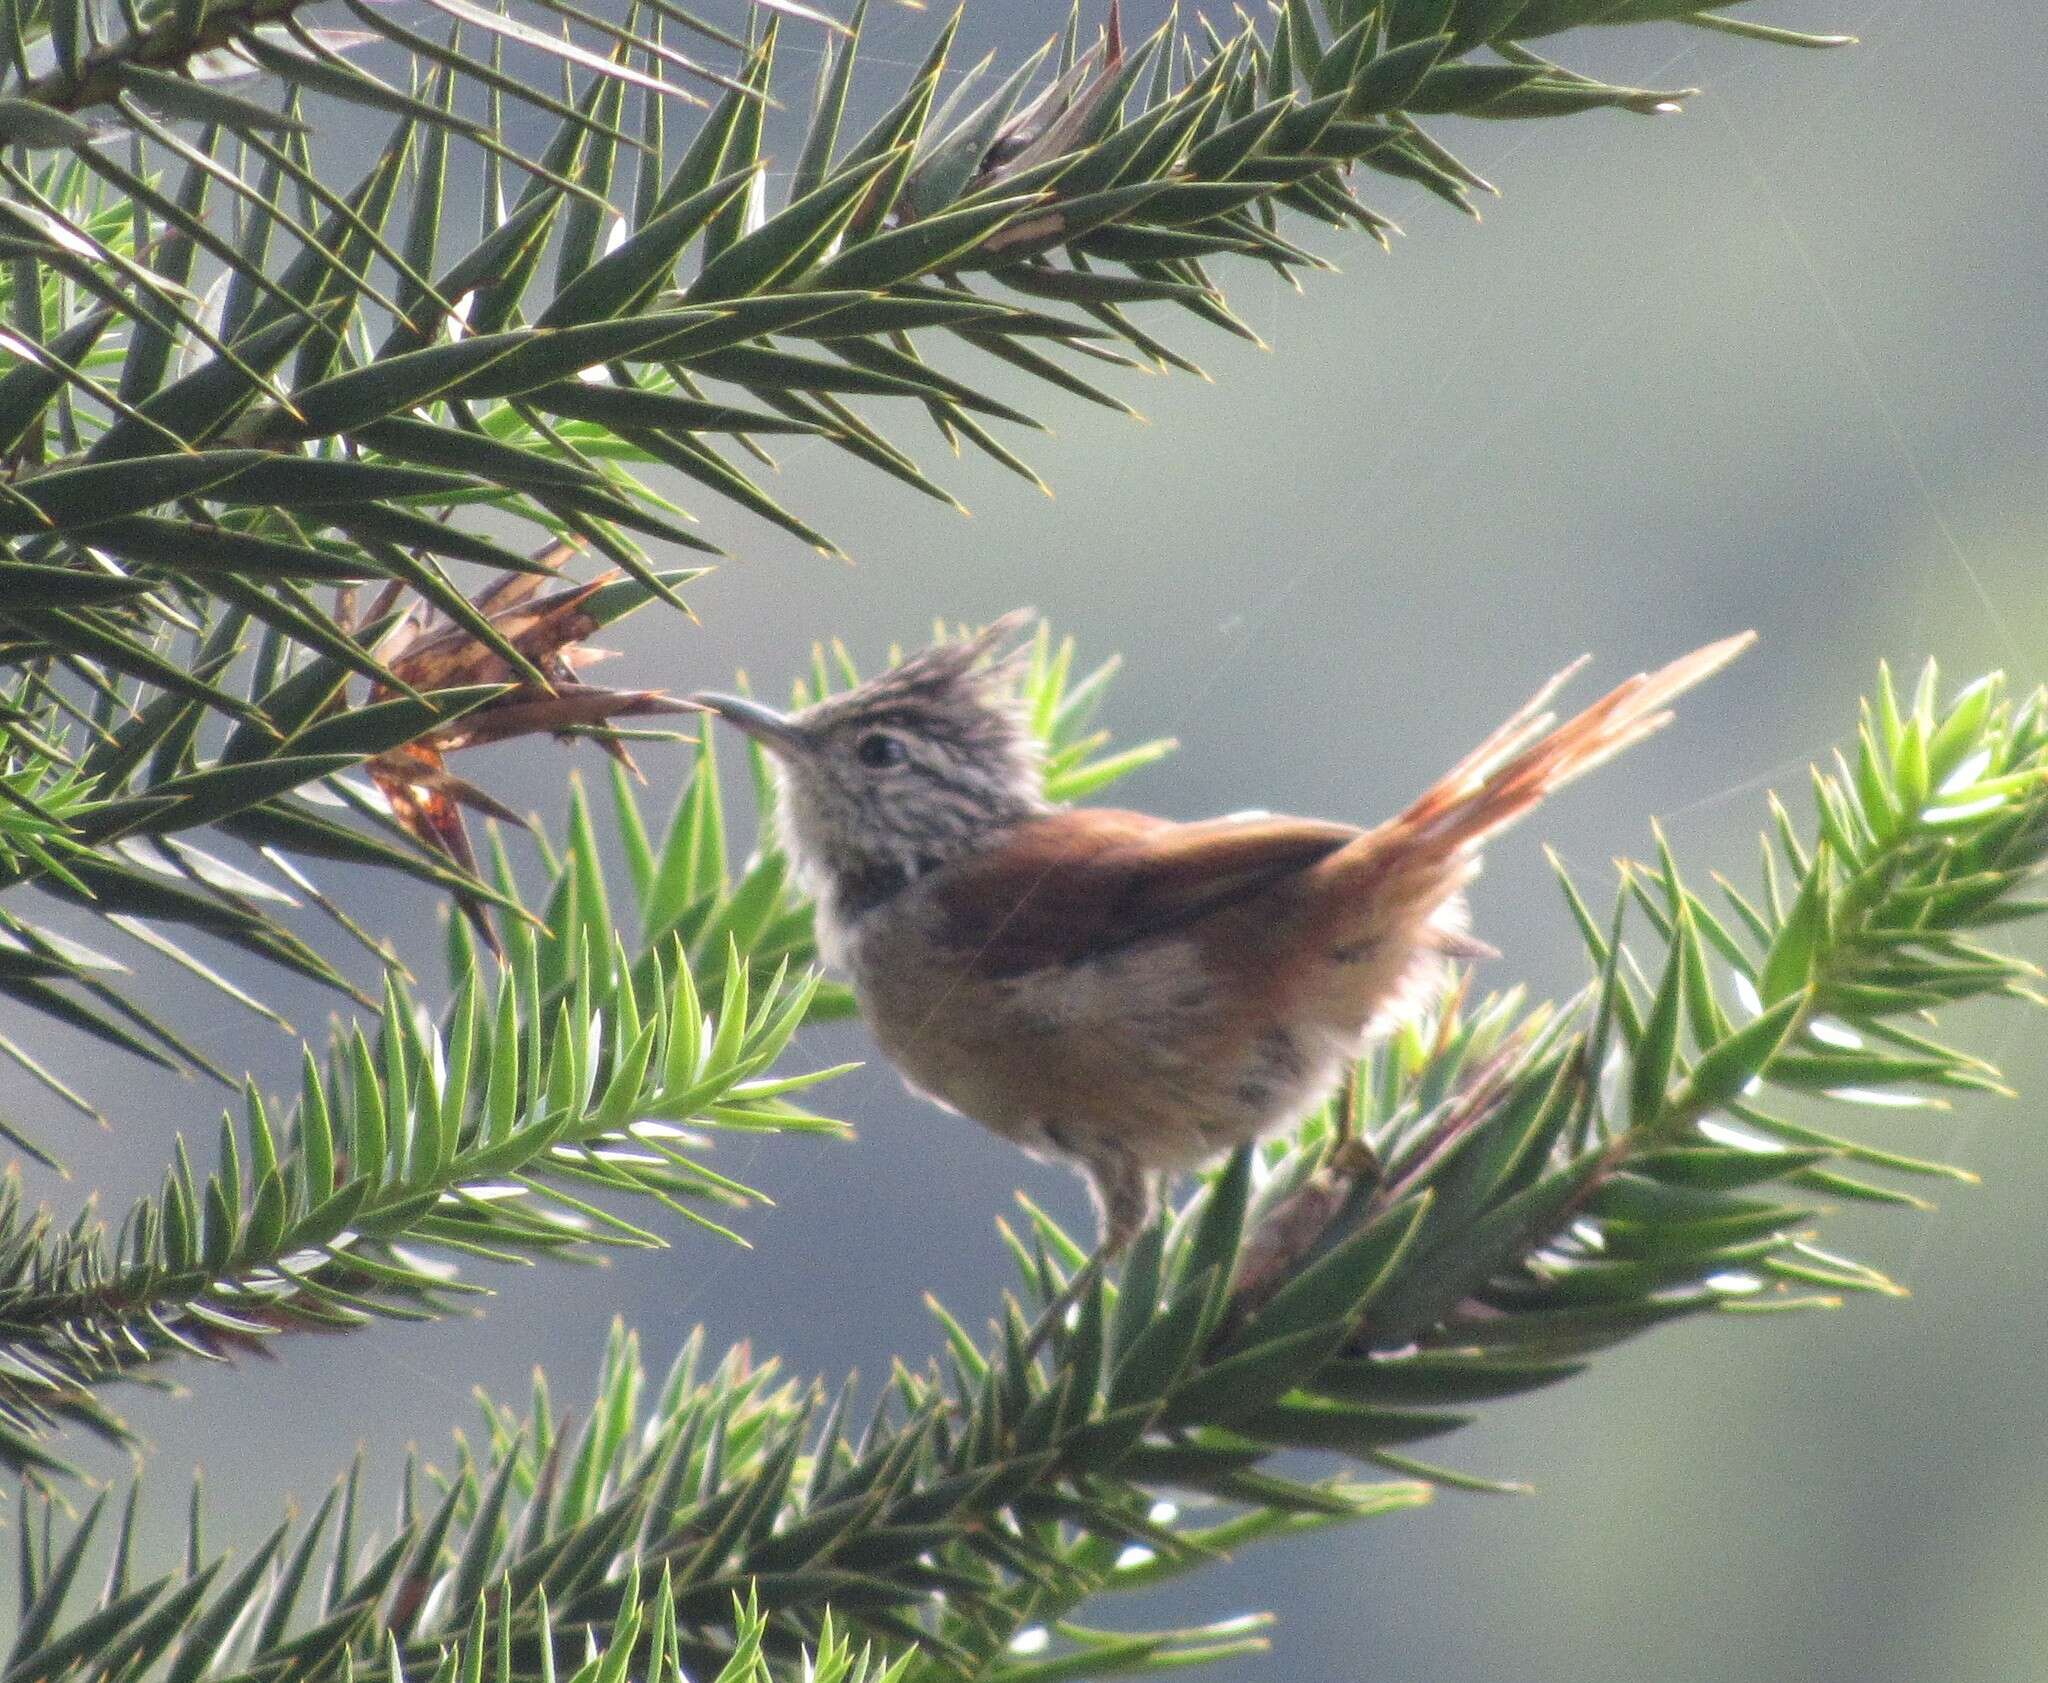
[1316,632,1755,972]
[1393,630,1755,859]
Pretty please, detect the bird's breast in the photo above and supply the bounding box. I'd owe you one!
[843,896,1350,1169]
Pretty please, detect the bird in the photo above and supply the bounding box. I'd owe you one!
[691,613,1752,1256]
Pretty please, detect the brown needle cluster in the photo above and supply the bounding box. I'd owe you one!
[352,542,696,944]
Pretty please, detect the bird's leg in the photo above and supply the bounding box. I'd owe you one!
[1022,1143,1158,1361]
[1330,1068,1357,1148]
[1326,1064,1380,1183]
[1086,1141,1160,1258]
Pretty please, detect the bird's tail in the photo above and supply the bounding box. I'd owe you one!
[1381,630,1754,871]
[1306,632,1755,1015]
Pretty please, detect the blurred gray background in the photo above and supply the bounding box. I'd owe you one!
[9,3,2048,1679]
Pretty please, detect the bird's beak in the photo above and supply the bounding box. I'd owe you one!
[688,692,807,755]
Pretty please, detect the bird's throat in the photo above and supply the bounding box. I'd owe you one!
[832,856,918,917]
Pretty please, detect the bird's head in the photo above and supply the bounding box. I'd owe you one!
[690,611,1047,920]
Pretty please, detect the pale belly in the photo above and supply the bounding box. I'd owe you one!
[844,921,1355,1174]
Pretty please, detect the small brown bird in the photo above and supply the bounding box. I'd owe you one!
[693,614,1751,1253]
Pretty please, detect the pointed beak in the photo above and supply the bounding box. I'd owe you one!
[688,692,807,755]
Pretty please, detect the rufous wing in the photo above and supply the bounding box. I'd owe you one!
[930,808,1360,978]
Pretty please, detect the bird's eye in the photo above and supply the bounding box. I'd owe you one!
[856,731,907,769]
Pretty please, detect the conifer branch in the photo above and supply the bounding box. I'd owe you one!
[0,627,1157,1477]
[0,1,1844,1069]
[7,656,2041,1680]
